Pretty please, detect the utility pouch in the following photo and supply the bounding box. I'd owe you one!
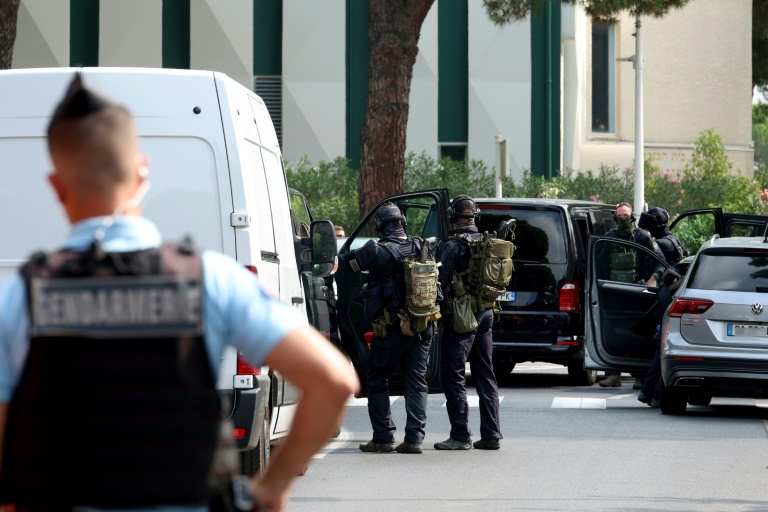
[398,310,416,337]
[451,294,478,334]
[372,316,388,338]
[362,282,385,322]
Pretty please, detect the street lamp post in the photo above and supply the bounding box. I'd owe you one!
[633,13,644,216]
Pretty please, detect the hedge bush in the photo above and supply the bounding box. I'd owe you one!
[285,129,768,232]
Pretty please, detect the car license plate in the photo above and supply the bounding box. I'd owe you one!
[500,291,516,302]
[727,323,768,336]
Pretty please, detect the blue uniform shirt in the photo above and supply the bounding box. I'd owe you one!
[0,216,303,403]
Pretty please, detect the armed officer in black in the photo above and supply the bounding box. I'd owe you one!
[638,207,687,265]
[434,196,502,451]
[338,203,437,455]
[599,202,665,388]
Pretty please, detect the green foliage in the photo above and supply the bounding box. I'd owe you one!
[754,104,768,166]
[672,213,715,256]
[403,153,495,199]
[286,130,768,238]
[284,156,359,233]
[482,0,691,26]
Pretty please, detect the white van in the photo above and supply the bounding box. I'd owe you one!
[0,67,336,476]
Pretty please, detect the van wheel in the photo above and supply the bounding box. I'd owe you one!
[660,388,688,415]
[568,362,597,386]
[239,409,270,477]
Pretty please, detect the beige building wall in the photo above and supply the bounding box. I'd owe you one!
[99,0,162,68]
[190,0,253,90]
[579,0,753,175]
[282,0,346,164]
[12,0,69,69]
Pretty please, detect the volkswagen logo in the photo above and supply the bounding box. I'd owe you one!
[752,303,764,316]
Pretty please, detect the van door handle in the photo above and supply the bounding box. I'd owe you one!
[292,297,304,304]
[261,251,279,263]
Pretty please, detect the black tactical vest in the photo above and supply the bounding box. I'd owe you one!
[0,242,235,508]
[378,237,421,310]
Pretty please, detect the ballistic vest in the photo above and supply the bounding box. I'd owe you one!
[0,242,235,508]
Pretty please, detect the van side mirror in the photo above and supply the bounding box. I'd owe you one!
[310,220,338,278]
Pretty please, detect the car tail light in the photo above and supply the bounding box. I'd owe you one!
[667,298,714,317]
[237,353,261,375]
[245,265,258,276]
[559,282,579,313]
[232,428,246,439]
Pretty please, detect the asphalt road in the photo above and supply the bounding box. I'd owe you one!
[287,363,768,512]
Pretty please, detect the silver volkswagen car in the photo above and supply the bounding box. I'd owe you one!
[660,236,768,414]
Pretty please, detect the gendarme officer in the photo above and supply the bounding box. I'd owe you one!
[0,74,357,512]
[338,202,439,455]
[638,207,687,265]
[435,195,502,451]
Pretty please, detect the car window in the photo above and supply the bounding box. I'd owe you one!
[687,251,768,291]
[671,212,715,255]
[477,210,566,264]
[345,195,441,251]
[289,192,312,237]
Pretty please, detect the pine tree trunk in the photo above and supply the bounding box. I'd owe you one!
[0,0,21,70]
[358,0,434,220]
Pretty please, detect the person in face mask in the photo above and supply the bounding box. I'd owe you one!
[598,202,665,388]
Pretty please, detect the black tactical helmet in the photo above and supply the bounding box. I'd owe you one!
[448,195,480,222]
[638,207,670,231]
[374,203,407,232]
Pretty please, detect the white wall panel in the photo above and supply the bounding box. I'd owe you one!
[282,0,345,164]
[99,0,161,67]
[468,5,531,181]
[406,7,438,159]
[13,0,69,68]
[191,0,253,89]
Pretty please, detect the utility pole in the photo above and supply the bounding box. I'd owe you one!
[618,13,644,216]
[633,13,644,216]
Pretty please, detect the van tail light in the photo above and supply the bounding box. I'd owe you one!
[667,298,714,317]
[559,282,579,313]
[237,353,261,375]
[244,265,258,276]
[232,428,246,439]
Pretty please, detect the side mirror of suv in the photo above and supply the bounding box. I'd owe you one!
[310,220,339,278]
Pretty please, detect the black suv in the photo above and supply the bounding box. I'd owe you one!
[473,198,617,385]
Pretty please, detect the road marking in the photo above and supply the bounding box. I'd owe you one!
[551,397,606,409]
[441,396,505,408]
[312,427,351,460]
[607,393,635,400]
[346,396,400,406]
[755,399,768,408]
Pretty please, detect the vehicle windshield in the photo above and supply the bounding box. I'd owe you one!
[476,209,566,264]
[687,251,768,292]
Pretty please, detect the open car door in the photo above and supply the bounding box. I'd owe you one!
[670,208,768,256]
[335,189,451,397]
[584,236,670,373]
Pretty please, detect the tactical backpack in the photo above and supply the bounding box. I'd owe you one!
[451,232,516,312]
[381,237,441,334]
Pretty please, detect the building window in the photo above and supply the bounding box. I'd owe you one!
[254,75,283,146]
[439,143,467,161]
[591,22,615,134]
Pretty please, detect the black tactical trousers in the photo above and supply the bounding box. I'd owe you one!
[367,323,432,444]
[440,308,502,442]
